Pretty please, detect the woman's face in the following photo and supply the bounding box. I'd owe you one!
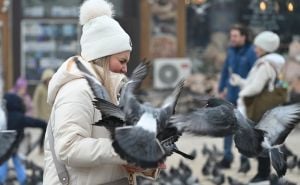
[255,46,266,57]
[109,51,131,74]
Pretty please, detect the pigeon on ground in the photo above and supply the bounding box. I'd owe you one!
[202,143,211,156]
[269,173,297,185]
[211,164,225,185]
[202,155,216,176]
[0,130,17,165]
[212,144,223,157]
[227,176,245,185]
[286,155,297,170]
[238,156,251,174]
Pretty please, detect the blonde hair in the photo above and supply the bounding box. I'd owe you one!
[90,56,118,104]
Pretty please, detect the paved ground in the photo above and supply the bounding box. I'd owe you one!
[24,128,300,185]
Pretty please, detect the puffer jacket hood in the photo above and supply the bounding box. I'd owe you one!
[47,56,126,106]
[41,69,55,82]
[259,53,285,74]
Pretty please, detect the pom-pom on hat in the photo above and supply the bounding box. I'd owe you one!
[79,0,132,62]
[254,31,280,53]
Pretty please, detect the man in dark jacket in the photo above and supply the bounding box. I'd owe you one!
[0,93,46,185]
[218,24,256,168]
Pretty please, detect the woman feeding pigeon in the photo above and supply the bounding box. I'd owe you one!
[43,0,160,184]
[230,31,288,184]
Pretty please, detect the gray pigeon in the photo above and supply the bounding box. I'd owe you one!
[0,130,17,165]
[169,98,300,177]
[227,176,245,185]
[111,79,185,168]
[169,98,237,137]
[253,104,300,176]
[78,57,185,168]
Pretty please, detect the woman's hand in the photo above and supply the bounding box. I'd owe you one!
[123,164,145,173]
[123,162,166,174]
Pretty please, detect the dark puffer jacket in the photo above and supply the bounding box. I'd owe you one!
[4,93,47,152]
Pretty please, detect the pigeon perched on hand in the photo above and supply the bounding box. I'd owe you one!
[111,79,185,168]
[0,130,17,165]
[77,57,186,168]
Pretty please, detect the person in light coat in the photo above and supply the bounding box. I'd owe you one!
[230,31,287,184]
[43,0,159,184]
[33,68,54,153]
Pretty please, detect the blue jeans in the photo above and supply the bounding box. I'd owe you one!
[223,135,233,162]
[0,154,27,185]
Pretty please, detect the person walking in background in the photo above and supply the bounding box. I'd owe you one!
[0,93,47,185]
[43,0,160,184]
[33,69,54,154]
[230,31,288,184]
[217,24,257,169]
[10,77,33,116]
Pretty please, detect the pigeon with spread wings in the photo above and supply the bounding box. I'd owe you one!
[97,79,185,168]
[76,58,187,168]
[169,98,300,177]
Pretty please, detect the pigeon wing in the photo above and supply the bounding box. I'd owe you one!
[170,105,235,137]
[119,59,150,108]
[157,79,184,132]
[255,103,300,146]
[93,98,125,122]
[74,57,111,101]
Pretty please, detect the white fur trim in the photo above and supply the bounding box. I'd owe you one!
[79,0,114,25]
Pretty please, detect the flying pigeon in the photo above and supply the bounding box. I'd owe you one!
[109,79,185,168]
[169,98,237,137]
[213,100,300,177]
[169,97,300,177]
[0,130,17,165]
[77,57,186,168]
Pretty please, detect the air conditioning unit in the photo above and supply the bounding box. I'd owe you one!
[153,58,191,89]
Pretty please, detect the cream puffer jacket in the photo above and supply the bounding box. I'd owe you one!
[238,53,285,97]
[43,56,157,185]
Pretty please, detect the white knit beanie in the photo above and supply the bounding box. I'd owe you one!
[79,0,132,62]
[254,31,280,53]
